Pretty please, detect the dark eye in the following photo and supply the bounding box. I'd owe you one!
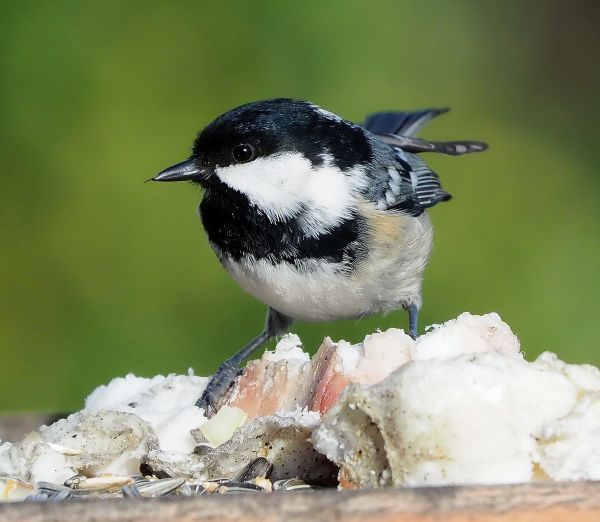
[232,144,256,163]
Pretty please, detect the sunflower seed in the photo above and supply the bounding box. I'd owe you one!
[50,489,72,501]
[13,468,332,503]
[177,482,207,496]
[216,481,264,494]
[132,477,151,487]
[25,493,51,502]
[136,477,185,497]
[272,478,317,491]
[224,481,265,490]
[36,482,68,494]
[121,484,142,498]
[231,457,273,482]
[176,483,192,496]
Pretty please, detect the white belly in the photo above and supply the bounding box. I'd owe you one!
[222,257,373,321]
[217,213,433,321]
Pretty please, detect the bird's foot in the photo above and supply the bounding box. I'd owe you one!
[406,304,419,340]
[195,360,240,415]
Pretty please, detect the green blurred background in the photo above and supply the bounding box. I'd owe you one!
[1,1,599,413]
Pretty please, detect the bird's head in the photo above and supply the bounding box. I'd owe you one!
[151,99,373,224]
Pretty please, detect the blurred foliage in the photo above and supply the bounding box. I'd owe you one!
[0,1,599,412]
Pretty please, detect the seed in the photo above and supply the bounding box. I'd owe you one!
[50,489,72,501]
[64,475,86,489]
[252,476,273,493]
[0,477,33,502]
[272,478,317,491]
[36,482,68,494]
[25,493,51,502]
[192,444,214,456]
[216,481,265,494]
[232,457,274,482]
[136,477,185,497]
[121,484,142,498]
[183,482,206,496]
[77,476,133,491]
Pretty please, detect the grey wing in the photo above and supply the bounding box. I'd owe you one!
[359,107,489,216]
[364,146,451,217]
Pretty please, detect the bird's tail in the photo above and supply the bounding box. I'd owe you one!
[364,108,488,156]
[364,108,449,137]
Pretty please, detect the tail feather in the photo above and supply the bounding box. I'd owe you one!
[378,134,488,156]
[363,108,449,137]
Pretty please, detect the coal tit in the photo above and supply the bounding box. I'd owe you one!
[151,98,488,412]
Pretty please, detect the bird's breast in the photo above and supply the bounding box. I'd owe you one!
[213,210,433,322]
[199,185,367,266]
[219,256,372,321]
[200,187,433,320]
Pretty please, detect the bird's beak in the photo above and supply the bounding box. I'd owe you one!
[150,158,206,183]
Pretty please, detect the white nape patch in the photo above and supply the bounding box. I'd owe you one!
[215,152,363,233]
[312,105,343,123]
[310,104,363,130]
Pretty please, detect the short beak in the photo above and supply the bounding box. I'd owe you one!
[149,158,205,183]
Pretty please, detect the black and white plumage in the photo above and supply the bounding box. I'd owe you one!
[151,98,487,411]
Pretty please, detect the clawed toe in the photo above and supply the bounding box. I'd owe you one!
[195,361,240,415]
[196,390,218,415]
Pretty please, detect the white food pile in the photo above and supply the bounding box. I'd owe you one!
[315,314,600,487]
[2,312,600,501]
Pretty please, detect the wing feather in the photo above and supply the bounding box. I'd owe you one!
[363,108,488,156]
[365,147,451,217]
[359,107,486,216]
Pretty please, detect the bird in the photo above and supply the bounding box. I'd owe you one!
[150,98,487,413]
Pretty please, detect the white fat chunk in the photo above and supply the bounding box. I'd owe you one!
[85,373,208,453]
[347,329,413,384]
[414,312,522,360]
[392,354,576,485]
[263,333,309,364]
[313,313,600,487]
[3,312,600,491]
[537,392,600,481]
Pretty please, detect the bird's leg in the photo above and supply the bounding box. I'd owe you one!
[405,304,419,340]
[196,307,293,414]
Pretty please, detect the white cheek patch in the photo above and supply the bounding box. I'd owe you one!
[215,153,363,232]
[215,154,304,221]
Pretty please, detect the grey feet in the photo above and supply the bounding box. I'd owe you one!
[196,307,293,415]
[196,360,240,413]
[195,331,269,414]
[406,304,419,340]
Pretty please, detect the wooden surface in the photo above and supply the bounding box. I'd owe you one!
[1,481,600,522]
[2,415,600,521]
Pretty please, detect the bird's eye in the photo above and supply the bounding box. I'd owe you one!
[232,144,256,163]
